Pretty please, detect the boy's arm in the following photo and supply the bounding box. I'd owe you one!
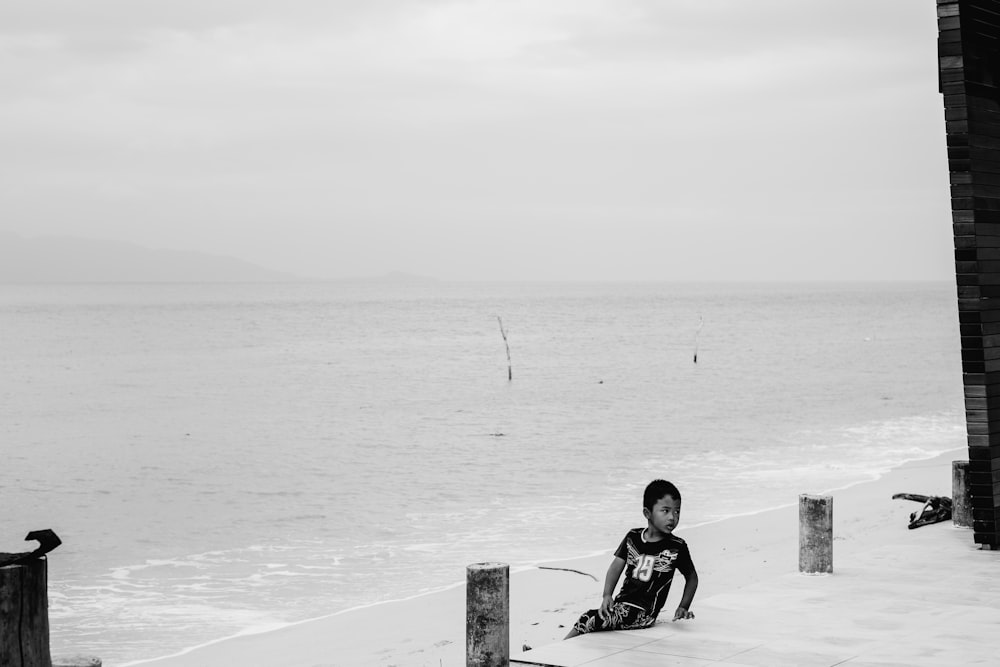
[598,556,626,620]
[673,566,699,621]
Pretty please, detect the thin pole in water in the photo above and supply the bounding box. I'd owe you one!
[497,316,512,381]
[693,315,703,364]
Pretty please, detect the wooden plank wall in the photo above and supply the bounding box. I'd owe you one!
[939,0,1000,549]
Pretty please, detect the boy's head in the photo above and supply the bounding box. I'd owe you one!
[643,479,681,511]
[642,479,682,537]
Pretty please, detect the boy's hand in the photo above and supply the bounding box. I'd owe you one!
[672,606,694,621]
[597,595,614,621]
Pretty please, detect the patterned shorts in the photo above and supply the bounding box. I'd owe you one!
[573,602,655,634]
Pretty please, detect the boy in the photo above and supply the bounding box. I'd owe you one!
[566,479,698,637]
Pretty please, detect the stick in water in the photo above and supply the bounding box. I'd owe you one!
[693,315,704,364]
[498,316,512,381]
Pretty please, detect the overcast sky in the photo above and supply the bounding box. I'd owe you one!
[0,1,953,281]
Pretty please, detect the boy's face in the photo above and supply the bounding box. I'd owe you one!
[644,494,681,536]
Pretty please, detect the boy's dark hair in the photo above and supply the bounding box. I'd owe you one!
[643,479,681,510]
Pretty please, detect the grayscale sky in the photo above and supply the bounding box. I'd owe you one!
[0,1,952,281]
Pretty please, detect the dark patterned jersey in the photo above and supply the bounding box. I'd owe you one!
[613,528,694,618]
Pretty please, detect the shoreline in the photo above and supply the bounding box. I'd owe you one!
[125,446,965,667]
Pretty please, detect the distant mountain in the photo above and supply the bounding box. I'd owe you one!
[0,232,299,283]
[362,271,439,284]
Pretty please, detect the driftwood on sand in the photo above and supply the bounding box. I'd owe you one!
[891,493,952,529]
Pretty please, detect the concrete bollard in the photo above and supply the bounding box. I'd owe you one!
[953,460,972,528]
[466,562,509,667]
[799,494,833,574]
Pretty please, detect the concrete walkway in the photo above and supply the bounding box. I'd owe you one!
[511,524,999,666]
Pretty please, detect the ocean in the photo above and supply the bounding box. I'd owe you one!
[0,281,966,665]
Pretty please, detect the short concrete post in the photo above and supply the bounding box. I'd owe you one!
[799,494,833,574]
[466,562,508,667]
[953,460,972,528]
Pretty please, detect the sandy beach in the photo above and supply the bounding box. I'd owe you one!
[119,447,972,667]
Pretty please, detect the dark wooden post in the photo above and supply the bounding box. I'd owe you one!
[954,460,974,527]
[799,495,833,574]
[466,562,508,667]
[0,559,52,667]
[938,0,1000,550]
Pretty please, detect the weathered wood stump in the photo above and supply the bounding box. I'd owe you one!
[466,562,508,667]
[0,558,52,667]
[953,460,972,528]
[799,494,833,574]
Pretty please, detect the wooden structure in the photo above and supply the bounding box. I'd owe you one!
[466,562,509,667]
[953,459,974,526]
[0,560,52,667]
[798,495,833,574]
[938,0,1000,549]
